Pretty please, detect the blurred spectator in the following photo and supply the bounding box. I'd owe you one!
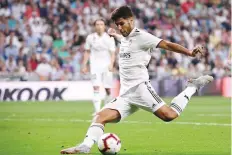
[24,25,39,47]
[5,55,17,72]
[17,59,26,75]
[0,58,6,72]
[42,29,53,48]
[11,0,26,20]
[24,65,39,81]
[16,46,27,66]
[28,52,38,71]
[5,31,20,48]
[69,49,83,80]
[29,12,46,38]
[61,25,73,43]
[63,65,73,81]
[0,31,5,57]
[4,38,18,59]
[181,0,195,13]
[0,2,11,17]
[24,2,40,20]
[51,58,63,81]
[72,32,85,47]
[35,56,52,81]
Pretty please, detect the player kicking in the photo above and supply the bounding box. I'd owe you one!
[61,6,213,154]
[81,19,116,115]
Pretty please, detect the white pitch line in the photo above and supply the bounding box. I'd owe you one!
[122,120,232,127]
[0,118,231,127]
[167,122,231,127]
[197,114,231,117]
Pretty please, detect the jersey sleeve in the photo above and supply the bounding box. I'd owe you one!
[108,37,116,53]
[140,31,162,50]
[84,35,91,50]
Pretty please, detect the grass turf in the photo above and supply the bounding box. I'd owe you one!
[0,96,231,155]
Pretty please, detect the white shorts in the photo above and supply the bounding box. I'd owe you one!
[101,81,166,121]
[91,71,113,88]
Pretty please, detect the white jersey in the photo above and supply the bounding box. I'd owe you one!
[85,32,115,73]
[119,27,162,95]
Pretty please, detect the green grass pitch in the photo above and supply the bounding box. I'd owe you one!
[0,97,231,155]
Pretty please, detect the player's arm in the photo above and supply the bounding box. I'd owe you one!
[109,50,116,72]
[82,35,91,74]
[157,40,205,57]
[108,28,123,43]
[81,50,90,74]
[108,37,116,72]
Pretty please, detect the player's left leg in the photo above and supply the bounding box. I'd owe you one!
[131,75,213,122]
[155,75,214,121]
[131,81,178,121]
[103,71,114,105]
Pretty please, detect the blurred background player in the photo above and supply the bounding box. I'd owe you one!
[81,19,116,115]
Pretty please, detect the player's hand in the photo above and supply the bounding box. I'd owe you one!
[107,28,117,37]
[191,45,205,57]
[108,64,114,72]
[81,65,88,74]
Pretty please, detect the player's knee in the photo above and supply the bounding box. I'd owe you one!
[105,88,111,95]
[93,86,100,91]
[154,105,178,122]
[93,114,104,124]
[94,113,112,124]
[94,109,120,124]
[162,111,178,122]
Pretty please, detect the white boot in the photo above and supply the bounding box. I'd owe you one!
[60,144,90,154]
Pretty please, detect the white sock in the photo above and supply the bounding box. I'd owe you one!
[104,94,112,105]
[170,86,197,115]
[93,91,101,113]
[82,123,104,148]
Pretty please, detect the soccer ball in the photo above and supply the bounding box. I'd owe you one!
[98,133,121,155]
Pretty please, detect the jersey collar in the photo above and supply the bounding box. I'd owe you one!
[126,27,138,38]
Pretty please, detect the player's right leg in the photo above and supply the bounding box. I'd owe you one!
[60,108,120,154]
[60,96,136,154]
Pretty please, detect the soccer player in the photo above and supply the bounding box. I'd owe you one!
[61,6,213,154]
[81,19,116,115]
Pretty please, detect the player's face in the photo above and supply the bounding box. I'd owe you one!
[95,20,105,34]
[115,17,134,37]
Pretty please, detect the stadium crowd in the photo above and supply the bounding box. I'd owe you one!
[0,0,231,81]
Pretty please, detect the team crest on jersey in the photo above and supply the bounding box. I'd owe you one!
[120,53,131,58]
[129,39,132,46]
[135,29,140,32]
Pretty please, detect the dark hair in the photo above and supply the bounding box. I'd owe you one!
[93,19,106,26]
[111,5,134,21]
